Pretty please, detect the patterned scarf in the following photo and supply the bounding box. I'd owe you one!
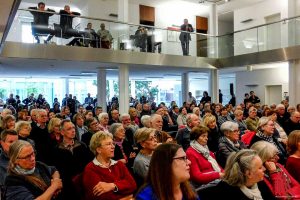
[190,140,221,172]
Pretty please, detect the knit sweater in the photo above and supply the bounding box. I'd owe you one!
[82,160,136,200]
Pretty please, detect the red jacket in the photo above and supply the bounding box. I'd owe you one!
[263,163,300,199]
[186,147,223,185]
[82,160,136,200]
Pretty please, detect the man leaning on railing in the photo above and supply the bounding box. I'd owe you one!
[28,2,56,44]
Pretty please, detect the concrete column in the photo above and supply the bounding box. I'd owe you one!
[181,73,189,105]
[119,64,129,114]
[65,78,69,95]
[118,0,128,22]
[288,60,300,106]
[209,69,219,103]
[208,4,218,58]
[97,69,107,112]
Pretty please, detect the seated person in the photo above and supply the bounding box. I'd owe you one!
[59,5,82,46]
[186,125,224,187]
[136,143,199,200]
[4,140,62,200]
[133,128,158,181]
[286,130,300,183]
[217,121,247,168]
[0,130,18,185]
[134,26,147,52]
[83,23,99,47]
[251,141,300,199]
[29,2,56,43]
[97,23,113,49]
[82,131,136,200]
[198,149,275,200]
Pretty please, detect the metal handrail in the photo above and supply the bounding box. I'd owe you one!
[18,8,213,37]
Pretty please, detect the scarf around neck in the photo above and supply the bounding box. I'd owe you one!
[240,184,263,200]
[190,140,221,172]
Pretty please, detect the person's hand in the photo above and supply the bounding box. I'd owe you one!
[119,159,127,164]
[264,161,277,173]
[50,178,63,191]
[129,152,136,158]
[281,138,288,145]
[219,172,225,178]
[93,182,114,196]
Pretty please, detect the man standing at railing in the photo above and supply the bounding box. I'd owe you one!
[179,19,194,56]
[97,23,113,49]
[29,2,55,44]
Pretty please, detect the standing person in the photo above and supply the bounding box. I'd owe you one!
[28,2,55,43]
[219,89,223,104]
[179,19,194,56]
[59,5,82,46]
[83,22,98,47]
[134,26,148,52]
[249,91,260,104]
[187,92,196,104]
[97,23,113,49]
[136,143,199,200]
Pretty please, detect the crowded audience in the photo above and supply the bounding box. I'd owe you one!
[1,89,300,200]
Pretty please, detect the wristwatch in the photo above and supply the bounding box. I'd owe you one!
[113,183,118,193]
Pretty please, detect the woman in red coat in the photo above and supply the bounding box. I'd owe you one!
[186,125,224,187]
[82,131,136,200]
[251,141,300,199]
[286,130,300,183]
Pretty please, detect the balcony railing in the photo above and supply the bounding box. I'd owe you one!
[6,8,300,59]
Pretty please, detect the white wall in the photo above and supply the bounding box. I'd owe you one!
[236,66,288,105]
[233,0,290,55]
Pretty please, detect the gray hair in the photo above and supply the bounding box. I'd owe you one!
[36,109,47,119]
[89,131,113,156]
[258,116,271,129]
[223,149,259,187]
[15,121,31,133]
[8,140,32,174]
[141,115,151,128]
[119,113,130,122]
[276,104,285,110]
[109,123,123,136]
[192,107,200,114]
[150,114,161,124]
[220,121,239,133]
[250,141,278,163]
[248,107,257,113]
[98,112,108,121]
[2,109,12,117]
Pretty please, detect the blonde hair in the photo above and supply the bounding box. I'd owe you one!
[89,131,113,155]
[15,121,31,134]
[203,114,216,127]
[134,127,156,144]
[48,117,61,133]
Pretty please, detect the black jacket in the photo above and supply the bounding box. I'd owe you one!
[29,7,55,26]
[59,10,80,30]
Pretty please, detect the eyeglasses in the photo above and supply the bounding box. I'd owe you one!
[17,152,35,160]
[173,156,188,162]
[146,136,157,142]
[101,142,115,148]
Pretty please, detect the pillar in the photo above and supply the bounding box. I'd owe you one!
[288,60,300,106]
[181,73,189,105]
[97,69,107,112]
[118,0,128,22]
[119,64,129,114]
[209,69,219,103]
[208,4,218,58]
[131,80,136,99]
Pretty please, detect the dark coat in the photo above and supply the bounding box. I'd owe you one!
[175,127,191,151]
[216,137,247,168]
[179,23,194,42]
[198,180,275,200]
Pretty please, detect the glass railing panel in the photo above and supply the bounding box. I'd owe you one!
[257,20,283,51]
[7,9,212,58]
[217,33,234,58]
[232,28,259,56]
